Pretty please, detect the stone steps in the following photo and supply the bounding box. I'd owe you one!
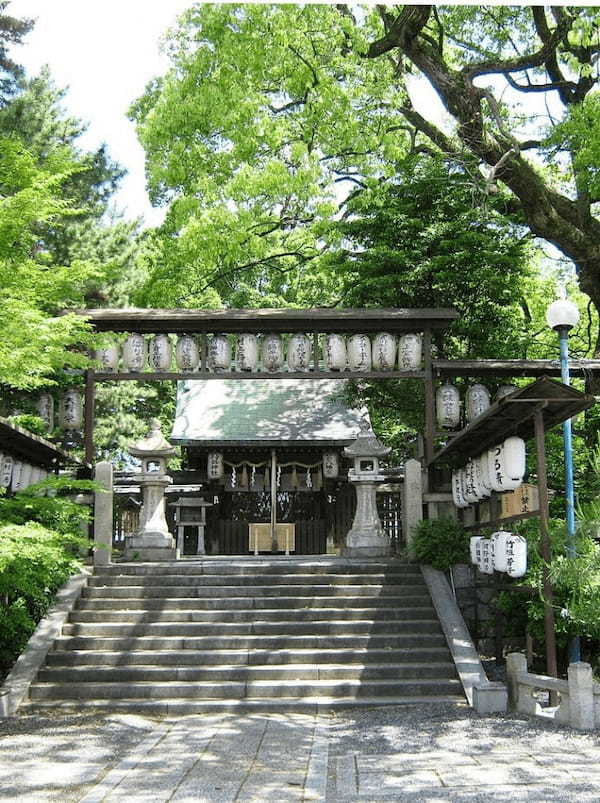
[27,558,464,712]
[61,619,442,637]
[69,606,437,623]
[38,661,456,683]
[81,584,427,598]
[30,677,463,701]
[45,646,452,666]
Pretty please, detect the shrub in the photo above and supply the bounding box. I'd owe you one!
[412,517,470,571]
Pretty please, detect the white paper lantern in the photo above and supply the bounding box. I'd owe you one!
[479,539,494,574]
[503,436,526,483]
[208,334,232,371]
[491,531,512,573]
[398,333,422,372]
[496,384,517,401]
[470,536,483,565]
[466,384,491,423]
[477,453,493,493]
[287,333,311,371]
[236,333,259,371]
[506,534,528,578]
[462,460,481,504]
[36,393,54,432]
[207,452,224,480]
[95,343,119,372]
[436,383,460,429]
[347,334,372,371]
[11,460,25,492]
[261,334,284,372]
[60,389,83,429]
[0,454,13,488]
[175,335,200,372]
[122,333,146,372]
[324,334,346,371]
[452,468,469,508]
[473,455,491,498]
[322,451,339,478]
[149,334,172,371]
[372,333,396,371]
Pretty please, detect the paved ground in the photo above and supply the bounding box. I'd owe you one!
[0,703,599,802]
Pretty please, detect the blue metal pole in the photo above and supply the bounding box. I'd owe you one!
[558,327,581,663]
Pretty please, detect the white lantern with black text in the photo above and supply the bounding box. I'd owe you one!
[466,384,490,423]
[324,334,346,371]
[261,334,284,372]
[208,334,231,371]
[491,531,512,573]
[470,536,483,565]
[478,539,494,574]
[436,383,460,428]
[36,393,54,432]
[175,335,200,372]
[149,334,172,371]
[236,333,259,371]
[452,468,469,508]
[398,333,422,371]
[95,343,120,372]
[372,333,396,371]
[506,534,527,578]
[463,460,480,504]
[60,389,83,430]
[287,333,311,371]
[347,334,372,372]
[0,454,13,488]
[503,436,526,484]
[122,333,146,372]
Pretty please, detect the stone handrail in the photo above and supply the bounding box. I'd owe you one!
[506,652,599,731]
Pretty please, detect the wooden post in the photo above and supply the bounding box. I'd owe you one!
[422,329,435,465]
[84,369,95,465]
[270,449,277,553]
[534,407,558,686]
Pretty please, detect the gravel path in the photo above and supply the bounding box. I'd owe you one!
[0,703,598,801]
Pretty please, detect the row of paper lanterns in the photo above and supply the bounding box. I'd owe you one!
[207,451,340,480]
[35,390,83,432]
[0,453,50,491]
[452,436,526,508]
[94,332,424,374]
[470,532,527,578]
[436,382,516,429]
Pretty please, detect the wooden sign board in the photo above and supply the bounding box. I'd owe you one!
[499,483,540,520]
[249,523,295,554]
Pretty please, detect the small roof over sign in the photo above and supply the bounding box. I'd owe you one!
[171,379,366,446]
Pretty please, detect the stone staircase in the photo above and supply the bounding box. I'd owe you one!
[27,558,464,713]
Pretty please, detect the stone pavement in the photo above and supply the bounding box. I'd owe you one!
[0,703,599,801]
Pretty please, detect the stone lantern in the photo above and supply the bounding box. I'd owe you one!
[343,419,391,557]
[124,419,178,561]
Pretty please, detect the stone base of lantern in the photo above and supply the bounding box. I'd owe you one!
[123,533,179,562]
[342,529,391,558]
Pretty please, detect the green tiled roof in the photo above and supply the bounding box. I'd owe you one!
[171,379,365,444]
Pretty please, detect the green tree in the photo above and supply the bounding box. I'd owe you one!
[0,1,32,103]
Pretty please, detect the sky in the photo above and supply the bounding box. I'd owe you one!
[11,0,194,227]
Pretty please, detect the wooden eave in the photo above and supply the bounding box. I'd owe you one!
[434,358,600,378]
[77,307,459,334]
[429,376,596,468]
[0,417,82,468]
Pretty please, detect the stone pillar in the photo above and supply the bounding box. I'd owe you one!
[506,652,527,711]
[344,478,390,558]
[93,461,113,566]
[402,459,422,560]
[568,662,595,730]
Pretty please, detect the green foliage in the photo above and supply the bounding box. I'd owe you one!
[0,1,33,102]
[0,521,83,676]
[412,517,470,571]
[0,476,97,535]
[7,413,47,436]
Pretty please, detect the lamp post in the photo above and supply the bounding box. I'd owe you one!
[546,295,581,663]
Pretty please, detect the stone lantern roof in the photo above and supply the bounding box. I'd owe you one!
[343,419,391,458]
[129,419,177,458]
